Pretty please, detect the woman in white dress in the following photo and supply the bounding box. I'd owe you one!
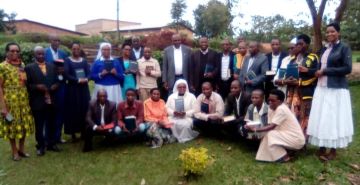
[307,22,353,161]
[166,79,199,143]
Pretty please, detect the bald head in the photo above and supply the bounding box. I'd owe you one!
[97,89,108,105]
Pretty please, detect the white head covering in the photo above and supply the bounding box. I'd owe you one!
[96,42,113,60]
[172,79,190,97]
[290,37,297,44]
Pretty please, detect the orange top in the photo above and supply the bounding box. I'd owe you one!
[144,98,172,128]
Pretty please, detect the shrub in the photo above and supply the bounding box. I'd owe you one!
[178,147,212,176]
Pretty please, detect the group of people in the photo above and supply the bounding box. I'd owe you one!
[0,22,353,163]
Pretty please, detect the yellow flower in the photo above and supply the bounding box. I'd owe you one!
[179,147,211,176]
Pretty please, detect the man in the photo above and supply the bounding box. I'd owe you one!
[162,34,192,94]
[193,82,224,134]
[217,39,235,100]
[44,35,68,143]
[224,80,251,133]
[117,88,147,136]
[265,38,288,100]
[137,47,161,101]
[245,89,305,162]
[190,37,219,96]
[130,37,144,61]
[232,36,246,54]
[239,41,268,93]
[25,46,60,156]
[83,89,118,152]
[285,34,318,136]
[233,41,248,79]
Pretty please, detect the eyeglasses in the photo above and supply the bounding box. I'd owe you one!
[9,50,20,53]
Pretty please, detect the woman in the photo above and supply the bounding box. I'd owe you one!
[144,88,174,148]
[119,43,136,98]
[166,79,198,143]
[90,42,124,103]
[64,42,91,141]
[307,22,353,161]
[0,43,34,161]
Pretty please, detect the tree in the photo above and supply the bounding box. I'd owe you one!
[341,0,360,50]
[170,0,188,32]
[306,0,348,52]
[0,9,17,34]
[193,0,233,37]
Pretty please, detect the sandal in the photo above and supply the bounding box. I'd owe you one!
[18,151,30,158]
[12,154,21,161]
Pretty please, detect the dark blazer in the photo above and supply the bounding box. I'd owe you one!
[162,44,192,88]
[224,92,251,121]
[190,48,219,91]
[130,47,144,61]
[218,51,235,81]
[25,62,59,111]
[266,51,288,71]
[86,100,117,129]
[320,41,352,89]
[239,53,268,92]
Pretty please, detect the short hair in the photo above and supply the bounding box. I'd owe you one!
[231,79,241,87]
[71,42,81,48]
[202,81,212,89]
[271,38,281,43]
[121,43,131,49]
[5,42,20,52]
[150,88,160,94]
[132,36,140,42]
[97,89,107,96]
[252,89,264,97]
[125,88,137,94]
[269,89,285,102]
[327,22,340,32]
[297,34,311,45]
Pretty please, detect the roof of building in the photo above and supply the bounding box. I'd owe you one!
[101,23,194,33]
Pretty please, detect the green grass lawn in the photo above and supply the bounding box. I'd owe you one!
[1,87,359,185]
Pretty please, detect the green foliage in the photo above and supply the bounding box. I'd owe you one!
[193,0,233,37]
[179,147,212,176]
[0,9,16,33]
[0,42,70,64]
[341,0,360,50]
[152,50,163,67]
[171,0,187,23]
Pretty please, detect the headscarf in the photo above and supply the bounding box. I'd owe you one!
[96,42,113,61]
[172,79,190,97]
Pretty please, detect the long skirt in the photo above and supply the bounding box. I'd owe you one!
[307,87,353,148]
[170,118,199,143]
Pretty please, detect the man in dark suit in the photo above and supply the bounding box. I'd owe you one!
[83,89,118,152]
[162,34,192,94]
[224,80,251,136]
[25,46,60,156]
[190,37,219,96]
[265,38,288,100]
[130,37,144,61]
[239,41,268,93]
[217,39,235,100]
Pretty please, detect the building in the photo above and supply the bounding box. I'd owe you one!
[75,19,141,35]
[9,19,87,36]
[101,24,194,40]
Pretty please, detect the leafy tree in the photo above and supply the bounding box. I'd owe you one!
[341,0,360,50]
[170,0,189,32]
[193,0,233,37]
[0,9,17,34]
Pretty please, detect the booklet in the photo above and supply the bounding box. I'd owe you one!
[104,60,114,72]
[175,98,185,112]
[285,63,299,79]
[128,61,138,72]
[246,70,257,80]
[75,68,86,79]
[124,115,136,132]
[223,115,236,123]
[200,102,209,114]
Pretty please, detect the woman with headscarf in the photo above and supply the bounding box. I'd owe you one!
[166,79,199,143]
[90,42,124,103]
[307,22,353,161]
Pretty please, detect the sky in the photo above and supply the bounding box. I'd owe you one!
[1,0,338,34]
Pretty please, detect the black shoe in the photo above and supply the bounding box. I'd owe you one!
[47,145,61,152]
[37,149,45,156]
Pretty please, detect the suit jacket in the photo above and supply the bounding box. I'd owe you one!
[224,92,251,122]
[162,44,192,88]
[130,47,144,61]
[86,100,117,129]
[266,51,288,71]
[25,62,59,111]
[239,53,268,92]
[190,48,219,92]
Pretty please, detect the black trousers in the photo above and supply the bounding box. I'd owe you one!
[33,104,56,150]
[193,118,244,139]
[217,79,232,100]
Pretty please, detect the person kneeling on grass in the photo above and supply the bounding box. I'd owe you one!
[117,88,147,136]
[193,82,225,135]
[83,89,120,152]
[241,89,268,140]
[245,89,305,162]
[144,88,176,148]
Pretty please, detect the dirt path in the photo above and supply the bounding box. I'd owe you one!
[348,63,360,80]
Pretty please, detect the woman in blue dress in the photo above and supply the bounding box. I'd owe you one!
[90,42,124,103]
[119,43,137,98]
[64,42,90,141]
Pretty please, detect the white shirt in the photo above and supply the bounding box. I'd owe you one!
[133,48,141,60]
[235,93,242,115]
[247,57,255,72]
[173,46,183,75]
[100,104,105,126]
[221,54,231,80]
[271,54,280,71]
[50,47,59,60]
